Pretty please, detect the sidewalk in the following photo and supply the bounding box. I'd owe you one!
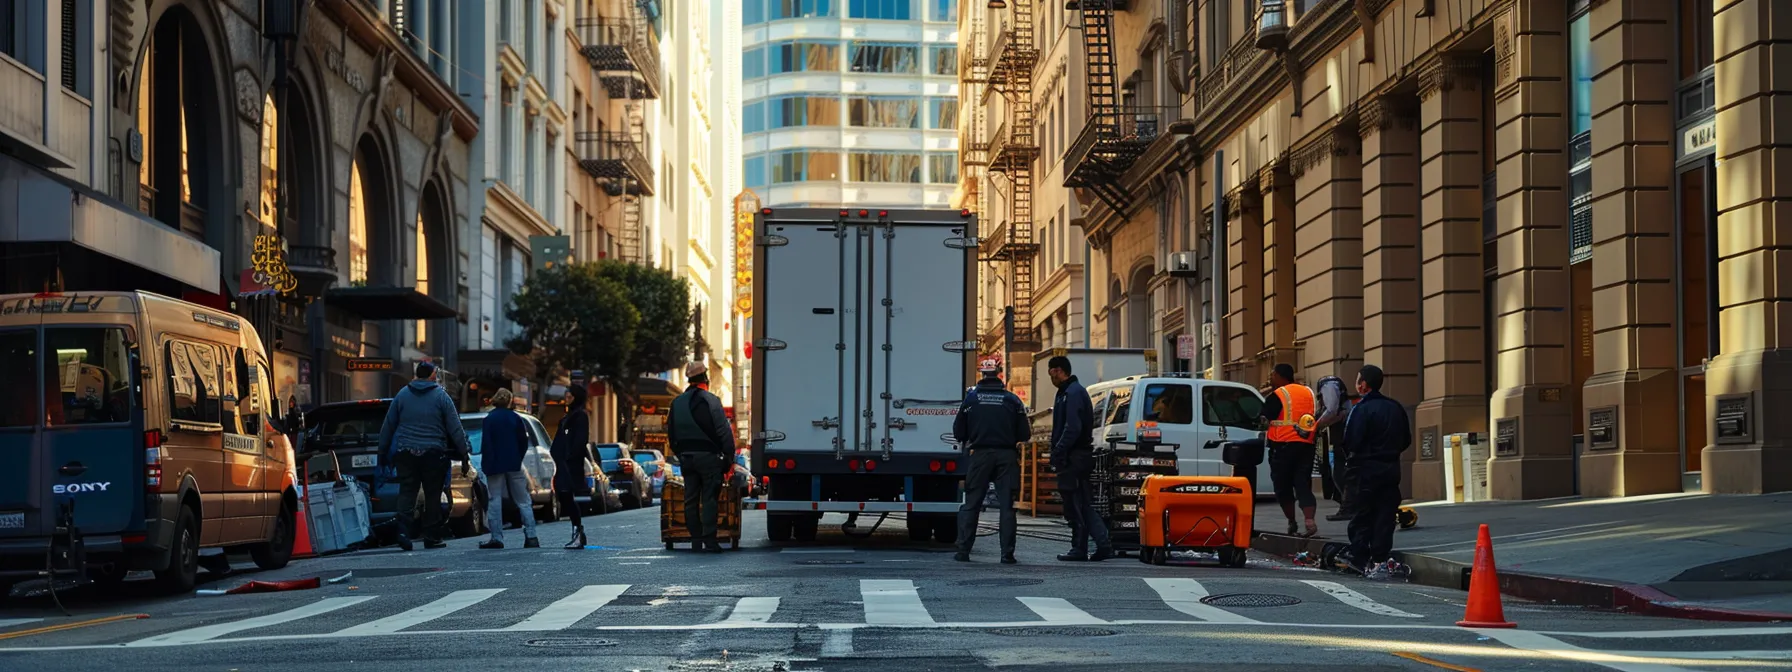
[1251,492,1792,621]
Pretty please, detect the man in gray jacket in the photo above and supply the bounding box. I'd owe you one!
[379,361,473,551]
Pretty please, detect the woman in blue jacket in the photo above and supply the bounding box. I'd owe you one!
[479,389,539,549]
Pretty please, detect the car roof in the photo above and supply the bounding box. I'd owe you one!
[1084,376,1259,394]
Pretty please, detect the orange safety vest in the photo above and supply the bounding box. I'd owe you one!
[1267,383,1316,444]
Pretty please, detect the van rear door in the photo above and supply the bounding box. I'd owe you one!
[0,325,145,540]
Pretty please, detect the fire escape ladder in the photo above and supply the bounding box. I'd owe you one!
[990,0,1040,353]
[1063,0,1134,216]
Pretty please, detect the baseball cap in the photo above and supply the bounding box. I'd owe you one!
[684,361,707,378]
[415,360,437,379]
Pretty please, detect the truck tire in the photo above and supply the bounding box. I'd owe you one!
[250,505,296,570]
[767,513,794,541]
[930,515,958,544]
[793,515,820,542]
[905,516,931,542]
[154,506,200,594]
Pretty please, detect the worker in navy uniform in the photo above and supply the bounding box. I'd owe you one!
[1311,374,1355,521]
[952,360,1029,564]
[1046,356,1113,562]
[1334,364,1411,577]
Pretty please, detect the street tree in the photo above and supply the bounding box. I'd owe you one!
[505,263,639,411]
[594,260,694,438]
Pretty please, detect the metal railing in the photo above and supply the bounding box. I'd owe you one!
[575,131,653,187]
[575,18,662,97]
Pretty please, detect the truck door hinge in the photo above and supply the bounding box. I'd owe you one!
[945,237,979,250]
[760,234,790,247]
[943,340,978,353]
[755,430,787,444]
[812,417,840,430]
[888,418,916,430]
[754,338,788,351]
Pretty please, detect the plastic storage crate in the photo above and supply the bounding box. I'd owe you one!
[306,479,371,554]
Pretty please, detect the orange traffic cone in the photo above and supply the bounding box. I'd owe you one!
[1456,523,1515,628]
[292,474,316,559]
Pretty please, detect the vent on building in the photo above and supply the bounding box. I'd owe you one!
[60,0,77,91]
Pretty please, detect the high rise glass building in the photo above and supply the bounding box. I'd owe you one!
[741,0,960,207]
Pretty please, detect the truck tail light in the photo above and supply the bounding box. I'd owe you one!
[848,459,861,471]
[784,458,797,470]
[865,460,877,471]
[768,458,780,469]
[929,460,941,472]
[946,460,958,471]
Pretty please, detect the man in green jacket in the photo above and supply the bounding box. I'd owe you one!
[668,361,735,553]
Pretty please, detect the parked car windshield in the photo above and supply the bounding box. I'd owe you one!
[461,417,486,455]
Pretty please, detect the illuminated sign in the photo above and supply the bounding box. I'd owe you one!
[734,191,758,318]
[247,234,299,296]
[346,358,394,372]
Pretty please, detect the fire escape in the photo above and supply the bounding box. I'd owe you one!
[576,1,662,264]
[984,0,1040,354]
[959,9,990,224]
[1062,0,1152,216]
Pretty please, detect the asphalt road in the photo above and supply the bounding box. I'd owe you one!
[2,507,1789,672]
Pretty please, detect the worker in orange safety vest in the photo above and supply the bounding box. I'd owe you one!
[1258,363,1319,537]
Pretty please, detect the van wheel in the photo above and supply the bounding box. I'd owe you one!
[90,562,131,590]
[155,507,199,594]
[250,506,296,570]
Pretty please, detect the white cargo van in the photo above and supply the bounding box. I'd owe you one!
[1083,374,1272,497]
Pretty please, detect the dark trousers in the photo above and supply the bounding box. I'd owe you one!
[557,489,583,527]
[1060,476,1110,554]
[1319,429,1357,513]
[394,450,450,542]
[1347,481,1403,563]
[1267,441,1317,509]
[957,447,1019,556]
[678,451,728,543]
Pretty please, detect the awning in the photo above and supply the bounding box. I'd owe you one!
[636,376,682,399]
[324,285,457,320]
[0,154,220,293]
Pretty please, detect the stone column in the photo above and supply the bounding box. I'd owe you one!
[1580,0,1680,497]
[1359,96,1424,496]
[1704,0,1792,494]
[1226,185,1265,384]
[1415,55,1488,501]
[1487,0,1577,500]
[1292,127,1366,384]
[1261,165,1302,378]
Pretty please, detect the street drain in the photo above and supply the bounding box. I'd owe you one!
[523,637,619,648]
[794,559,864,565]
[1200,593,1302,608]
[957,578,1045,587]
[347,567,441,578]
[989,626,1117,637]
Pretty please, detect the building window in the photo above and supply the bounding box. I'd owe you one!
[348,158,370,285]
[768,40,840,73]
[1568,6,1593,265]
[848,0,911,20]
[767,149,841,183]
[929,45,956,76]
[926,0,955,22]
[848,42,919,73]
[59,0,91,95]
[744,0,763,24]
[259,95,279,234]
[767,0,835,21]
[743,100,765,132]
[847,96,920,128]
[415,214,429,350]
[926,97,957,130]
[927,152,957,184]
[1678,0,1713,80]
[744,47,765,78]
[847,151,922,183]
[746,155,767,187]
[480,225,498,348]
[765,95,843,128]
[500,85,517,185]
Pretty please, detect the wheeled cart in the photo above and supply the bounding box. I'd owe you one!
[660,480,743,550]
[1136,475,1255,567]
[1093,423,1180,554]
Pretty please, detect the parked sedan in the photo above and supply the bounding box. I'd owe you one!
[461,411,559,522]
[631,449,673,499]
[298,400,484,542]
[595,443,651,508]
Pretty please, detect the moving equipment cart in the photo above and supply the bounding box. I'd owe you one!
[1137,475,1255,567]
[1093,422,1179,555]
[660,479,743,550]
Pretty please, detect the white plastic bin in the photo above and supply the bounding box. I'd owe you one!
[305,479,371,553]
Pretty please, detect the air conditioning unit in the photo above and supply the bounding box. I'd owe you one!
[1168,251,1199,278]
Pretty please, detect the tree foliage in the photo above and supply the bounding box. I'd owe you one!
[593,261,694,435]
[505,264,639,401]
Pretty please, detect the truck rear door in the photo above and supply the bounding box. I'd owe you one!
[868,217,974,459]
[759,216,858,456]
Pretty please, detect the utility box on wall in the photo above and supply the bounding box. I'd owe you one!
[1442,432,1489,503]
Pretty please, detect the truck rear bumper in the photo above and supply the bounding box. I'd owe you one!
[742,500,962,513]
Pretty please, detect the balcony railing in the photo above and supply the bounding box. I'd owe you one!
[576,131,655,196]
[1065,105,1180,180]
[577,19,662,100]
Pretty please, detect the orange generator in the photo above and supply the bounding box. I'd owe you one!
[1137,475,1254,567]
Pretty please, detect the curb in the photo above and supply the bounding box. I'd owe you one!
[1249,530,1792,623]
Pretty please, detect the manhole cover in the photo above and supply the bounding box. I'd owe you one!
[523,637,619,648]
[794,559,864,565]
[989,626,1117,637]
[957,578,1045,587]
[1200,593,1301,608]
[346,567,441,578]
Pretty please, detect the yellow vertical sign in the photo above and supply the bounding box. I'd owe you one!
[734,191,759,319]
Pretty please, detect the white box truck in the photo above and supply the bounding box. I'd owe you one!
[748,207,978,543]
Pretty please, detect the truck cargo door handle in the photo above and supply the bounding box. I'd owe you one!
[812,417,841,430]
[60,462,87,477]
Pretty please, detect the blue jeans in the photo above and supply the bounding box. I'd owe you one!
[484,471,537,543]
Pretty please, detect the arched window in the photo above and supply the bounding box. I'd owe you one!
[415,213,428,349]
[259,95,278,233]
[349,159,369,285]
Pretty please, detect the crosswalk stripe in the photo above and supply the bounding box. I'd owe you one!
[723,597,781,624]
[503,584,629,631]
[1142,578,1260,624]
[1017,597,1108,624]
[335,589,507,635]
[861,579,935,625]
[1300,580,1423,619]
[130,597,376,646]
[0,619,43,629]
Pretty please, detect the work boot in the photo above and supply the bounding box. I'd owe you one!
[1325,509,1355,522]
[707,541,727,554]
[1000,554,1018,565]
[565,526,586,549]
[523,537,541,549]
[953,551,971,562]
[1056,551,1089,562]
[1088,548,1115,562]
[478,539,504,550]
[395,533,414,552]
[424,538,447,550]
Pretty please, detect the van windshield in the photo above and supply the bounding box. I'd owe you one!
[0,327,134,428]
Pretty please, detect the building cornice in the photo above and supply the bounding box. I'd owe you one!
[318,0,480,139]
